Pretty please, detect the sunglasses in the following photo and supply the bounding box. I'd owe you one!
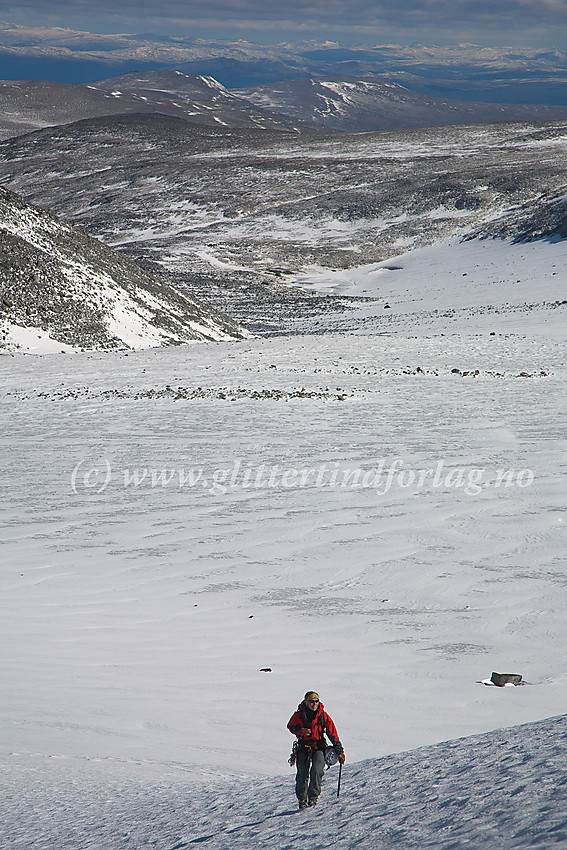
[307,698,319,703]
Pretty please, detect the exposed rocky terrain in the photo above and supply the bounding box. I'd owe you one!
[0,114,565,335]
[0,185,248,351]
[468,187,567,243]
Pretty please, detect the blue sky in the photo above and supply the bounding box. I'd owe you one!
[1,0,566,48]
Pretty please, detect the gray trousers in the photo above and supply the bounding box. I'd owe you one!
[295,747,325,801]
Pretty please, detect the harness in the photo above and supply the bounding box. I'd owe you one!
[288,706,341,768]
[298,706,327,752]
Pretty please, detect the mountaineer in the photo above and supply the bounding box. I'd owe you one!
[287,691,345,809]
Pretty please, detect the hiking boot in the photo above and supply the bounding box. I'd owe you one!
[308,797,317,807]
[298,799,308,810]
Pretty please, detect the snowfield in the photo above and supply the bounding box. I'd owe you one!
[1,299,566,846]
[284,236,567,338]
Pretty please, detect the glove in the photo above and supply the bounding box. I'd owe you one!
[298,728,311,739]
[339,752,345,764]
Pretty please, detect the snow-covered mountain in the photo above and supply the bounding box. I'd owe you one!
[90,70,314,131]
[237,76,567,131]
[2,20,567,101]
[0,20,311,87]
[0,185,248,351]
[90,69,256,100]
[3,69,567,140]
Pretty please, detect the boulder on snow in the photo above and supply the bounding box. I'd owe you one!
[491,672,523,687]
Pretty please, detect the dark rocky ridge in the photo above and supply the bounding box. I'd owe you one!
[470,189,567,243]
[0,73,315,140]
[0,185,248,351]
[4,68,567,144]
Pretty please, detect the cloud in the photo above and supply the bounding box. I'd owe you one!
[2,0,566,44]
[25,0,567,20]
[17,0,567,19]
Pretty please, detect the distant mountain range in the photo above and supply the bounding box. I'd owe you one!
[1,20,567,105]
[3,69,567,141]
[0,72,312,139]
[0,185,248,352]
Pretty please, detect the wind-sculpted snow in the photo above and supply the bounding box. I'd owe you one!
[2,715,565,849]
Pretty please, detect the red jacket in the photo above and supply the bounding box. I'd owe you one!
[287,701,341,749]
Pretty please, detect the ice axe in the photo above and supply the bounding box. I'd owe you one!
[337,761,342,797]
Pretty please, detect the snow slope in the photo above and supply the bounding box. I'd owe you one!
[284,236,567,337]
[2,714,565,849]
[237,77,567,131]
